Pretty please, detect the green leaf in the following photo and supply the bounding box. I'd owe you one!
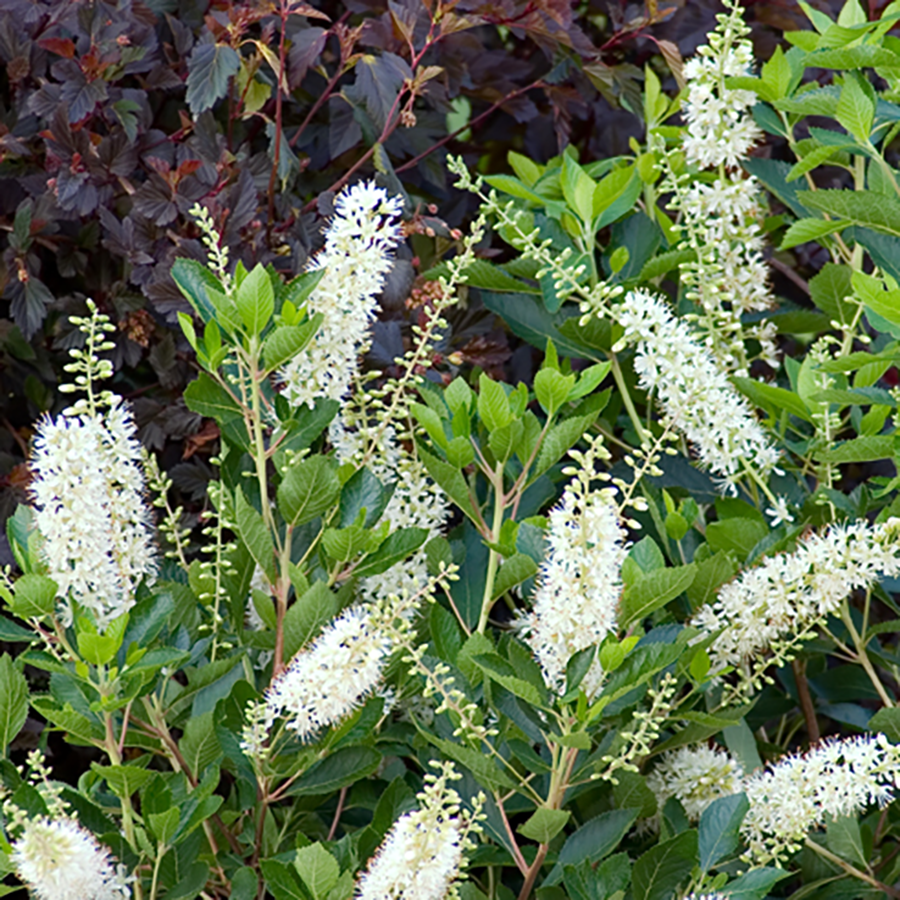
[686,551,739,611]
[836,74,875,142]
[508,151,542,186]
[417,447,480,525]
[235,488,275,582]
[869,706,900,742]
[721,869,790,900]
[743,158,814,219]
[263,320,321,372]
[260,859,305,900]
[92,763,154,798]
[234,263,274,335]
[562,155,597,225]
[411,401,449,450]
[283,581,338,659]
[785,145,854,185]
[518,808,571,843]
[186,42,241,116]
[723,719,763,773]
[355,527,428,577]
[483,174,546,204]
[171,258,226,325]
[181,711,223,775]
[477,374,512,432]
[818,435,894,462]
[339,466,392,529]
[148,806,180,846]
[492,553,539,600]
[699,793,749,871]
[780,217,851,249]
[619,564,696,628]
[284,746,381,796]
[544,808,641,886]
[0,655,27,755]
[534,368,575,417]
[424,735,516,792]
[808,44,900,69]
[294,844,340,900]
[826,815,868,868]
[810,262,855,325]
[10,574,58,618]
[632,830,698,900]
[277,456,341,527]
[474,653,547,706]
[761,45,794,99]
[706,518,768,561]
[184,373,242,423]
[731,376,812,422]
[533,394,608,480]
[638,248,697,281]
[798,189,900,236]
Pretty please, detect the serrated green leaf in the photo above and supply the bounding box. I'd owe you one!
[263,319,321,372]
[277,456,341,528]
[477,374,512,432]
[0,655,27,755]
[234,263,274,335]
[235,488,275,582]
[518,808,571,843]
[294,844,339,900]
[620,565,696,628]
[492,553,539,600]
[799,189,900,236]
[780,217,851,249]
[355,527,428,577]
[632,830,698,900]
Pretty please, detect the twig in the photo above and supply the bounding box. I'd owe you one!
[792,658,820,745]
[327,786,347,841]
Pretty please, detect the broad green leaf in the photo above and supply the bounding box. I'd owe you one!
[477,374,512,432]
[283,581,338,659]
[508,151,542,186]
[780,217,851,249]
[632,830,698,900]
[807,44,900,69]
[355,527,428,576]
[148,806,180,846]
[235,488,275,582]
[418,447,480,525]
[263,319,321,372]
[284,746,381,796]
[181,711,223,775]
[785,145,854,184]
[294,844,340,900]
[474,653,547,706]
[826,815,868,868]
[869,706,900,742]
[260,859,305,900]
[424,735,516,792]
[699,793,749,871]
[235,263,274,335]
[277,456,341,527]
[799,189,900,236]
[339,466,392,529]
[761,45,794,99]
[483,174,546,204]
[562,155,597,225]
[10,574,58,618]
[411,401,449,450]
[492,553,539,600]
[544,808,641,885]
[723,719,763,773]
[721,868,790,900]
[171,258,227,325]
[706,518,767,561]
[184,373,242,423]
[731,376,812,422]
[835,74,875,142]
[534,368,575,417]
[638,248,697,281]
[518,808,570,843]
[685,551,739,611]
[0,655,27,755]
[461,259,539,293]
[816,435,894,462]
[619,564,696,628]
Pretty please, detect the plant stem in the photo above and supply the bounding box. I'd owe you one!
[609,352,649,445]
[477,467,506,633]
[841,603,895,708]
[792,658,820,744]
[517,843,548,900]
[806,839,900,898]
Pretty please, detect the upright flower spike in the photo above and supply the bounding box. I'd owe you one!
[521,440,627,697]
[279,182,403,408]
[615,289,779,494]
[11,815,131,900]
[647,744,744,820]
[355,762,480,900]
[742,734,900,865]
[264,604,393,741]
[692,517,900,684]
[30,398,157,629]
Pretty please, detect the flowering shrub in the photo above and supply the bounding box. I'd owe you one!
[6,1,900,899]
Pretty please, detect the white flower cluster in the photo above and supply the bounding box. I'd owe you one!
[742,734,900,865]
[279,182,403,408]
[30,398,156,629]
[671,0,776,374]
[356,762,477,900]
[330,415,448,604]
[263,604,393,741]
[647,743,744,820]
[615,289,779,492]
[681,0,762,169]
[692,517,900,681]
[12,815,131,900]
[521,458,627,697]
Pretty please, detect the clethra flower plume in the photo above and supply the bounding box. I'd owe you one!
[615,289,779,493]
[692,517,900,685]
[742,734,900,865]
[356,762,479,900]
[264,604,392,741]
[12,816,130,900]
[521,441,627,697]
[30,398,156,629]
[279,182,403,408]
[647,744,744,821]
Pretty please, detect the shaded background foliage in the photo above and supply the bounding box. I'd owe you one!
[0,0,866,531]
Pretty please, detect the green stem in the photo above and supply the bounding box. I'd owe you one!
[149,845,166,900]
[477,467,506,634]
[609,353,649,445]
[841,602,895,708]
[806,839,900,898]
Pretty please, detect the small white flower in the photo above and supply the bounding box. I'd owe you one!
[12,816,131,900]
[521,479,626,697]
[615,289,779,492]
[742,734,900,865]
[30,398,157,629]
[647,744,744,820]
[279,182,403,408]
[264,605,392,741]
[765,496,795,528]
[692,518,900,680]
[356,763,475,900]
